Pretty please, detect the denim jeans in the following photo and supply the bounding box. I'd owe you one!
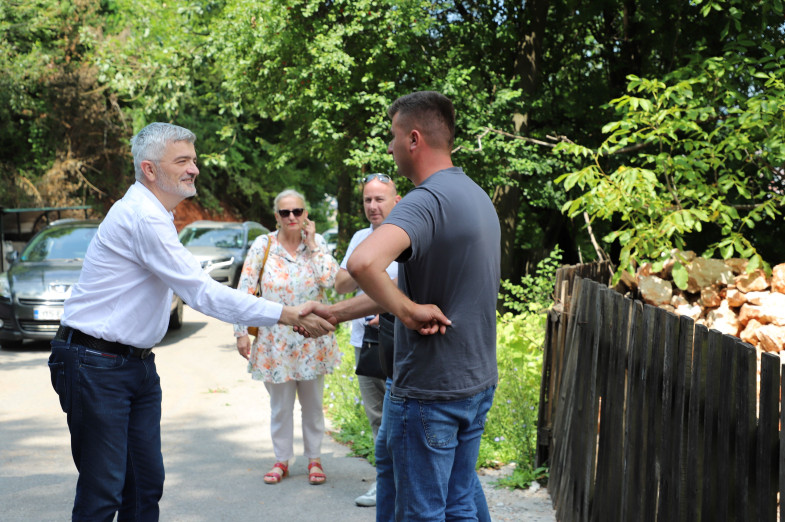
[49,338,164,522]
[375,379,395,521]
[376,381,495,521]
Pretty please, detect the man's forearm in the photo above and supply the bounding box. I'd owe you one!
[330,293,383,322]
[334,269,358,294]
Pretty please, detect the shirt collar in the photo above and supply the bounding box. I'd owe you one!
[130,181,175,221]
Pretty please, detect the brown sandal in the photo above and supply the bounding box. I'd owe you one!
[307,461,326,485]
[264,462,289,484]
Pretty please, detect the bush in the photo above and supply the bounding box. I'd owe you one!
[478,310,548,489]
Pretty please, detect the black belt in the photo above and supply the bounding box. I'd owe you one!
[55,325,153,359]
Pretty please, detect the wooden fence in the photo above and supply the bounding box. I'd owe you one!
[536,262,782,522]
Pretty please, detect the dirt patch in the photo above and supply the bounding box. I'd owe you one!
[172,198,241,232]
[478,465,555,522]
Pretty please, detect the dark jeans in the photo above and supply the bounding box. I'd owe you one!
[49,338,163,521]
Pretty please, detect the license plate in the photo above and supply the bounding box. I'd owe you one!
[33,307,63,321]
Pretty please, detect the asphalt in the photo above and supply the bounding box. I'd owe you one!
[0,306,555,521]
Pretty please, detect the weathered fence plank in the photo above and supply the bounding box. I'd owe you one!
[621,300,645,521]
[590,289,627,522]
[642,304,663,522]
[685,324,708,522]
[550,277,590,521]
[757,352,779,521]
[700,328,723,521]
[734,339,756,521]
[656,310,682,522]
[674,315,694,522]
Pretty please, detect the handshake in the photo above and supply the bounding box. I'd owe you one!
[237,294,451,360]
[286,295,452,338]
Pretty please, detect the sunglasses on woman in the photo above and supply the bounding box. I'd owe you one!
[362,173,392,184]
[277,208,305,218]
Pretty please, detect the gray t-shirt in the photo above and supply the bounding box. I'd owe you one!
[385,167,500,400]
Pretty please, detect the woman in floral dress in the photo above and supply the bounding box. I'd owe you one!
[234,189,339,485]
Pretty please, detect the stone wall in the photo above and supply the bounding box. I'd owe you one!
[620,251,785,354]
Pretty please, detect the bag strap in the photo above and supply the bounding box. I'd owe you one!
[254,235,273,297]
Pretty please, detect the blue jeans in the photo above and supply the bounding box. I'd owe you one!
[376,381,495,521]
[49,338,164,522]
[375,379,395,521]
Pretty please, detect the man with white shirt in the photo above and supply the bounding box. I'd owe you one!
[48,122,333,521]
[334,173,400,507]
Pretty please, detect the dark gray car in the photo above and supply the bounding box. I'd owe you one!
[178,220,269,288]
[0,219,183,349]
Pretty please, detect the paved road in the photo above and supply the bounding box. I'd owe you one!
[0,306,555,521]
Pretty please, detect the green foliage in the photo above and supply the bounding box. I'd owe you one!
[500,246,562,313]
[556,39,785,282]
[6,0,785,287]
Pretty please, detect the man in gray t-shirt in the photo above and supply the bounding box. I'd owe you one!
[340,91,501,521]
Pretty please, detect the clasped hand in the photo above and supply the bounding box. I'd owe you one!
[292,301,451,337]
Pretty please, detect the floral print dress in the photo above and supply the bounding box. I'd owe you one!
[234,231,340,383]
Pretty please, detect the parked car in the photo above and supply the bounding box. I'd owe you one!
[0,219,183,349]
[178,220,270,288]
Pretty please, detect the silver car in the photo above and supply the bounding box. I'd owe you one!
[178,220,270,288]
[0,219,183,349]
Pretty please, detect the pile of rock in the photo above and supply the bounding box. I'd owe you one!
[619,251,785,354]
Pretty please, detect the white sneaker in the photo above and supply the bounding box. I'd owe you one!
[355,482,377,507]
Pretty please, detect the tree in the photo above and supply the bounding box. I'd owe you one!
[5,0,782,289]
[0,0,129,209]
[555,1,785,283]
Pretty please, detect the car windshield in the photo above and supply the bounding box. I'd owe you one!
[22,225,98,262]
[179,227,243,249]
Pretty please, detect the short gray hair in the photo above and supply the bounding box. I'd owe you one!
[130,123,196,181]
[273,189,308,211]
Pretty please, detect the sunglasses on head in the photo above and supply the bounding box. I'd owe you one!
[277,208,305,218]
[361,173,392,184]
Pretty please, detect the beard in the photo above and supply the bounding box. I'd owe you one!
[155,167,197,199]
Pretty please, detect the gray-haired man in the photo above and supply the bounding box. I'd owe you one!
[49,123,333,521]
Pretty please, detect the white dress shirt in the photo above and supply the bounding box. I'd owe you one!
[62,182,283,348]
[340,225,398,348]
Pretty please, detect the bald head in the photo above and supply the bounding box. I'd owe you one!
[363,178,401,228]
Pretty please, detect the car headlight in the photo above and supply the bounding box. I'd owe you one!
[0,273,11,300]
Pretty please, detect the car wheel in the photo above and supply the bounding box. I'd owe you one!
[1,339,24,350]
[169,298,184,330]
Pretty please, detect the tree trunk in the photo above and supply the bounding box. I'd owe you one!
[492,0,549,284]
[492,176,523,284]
